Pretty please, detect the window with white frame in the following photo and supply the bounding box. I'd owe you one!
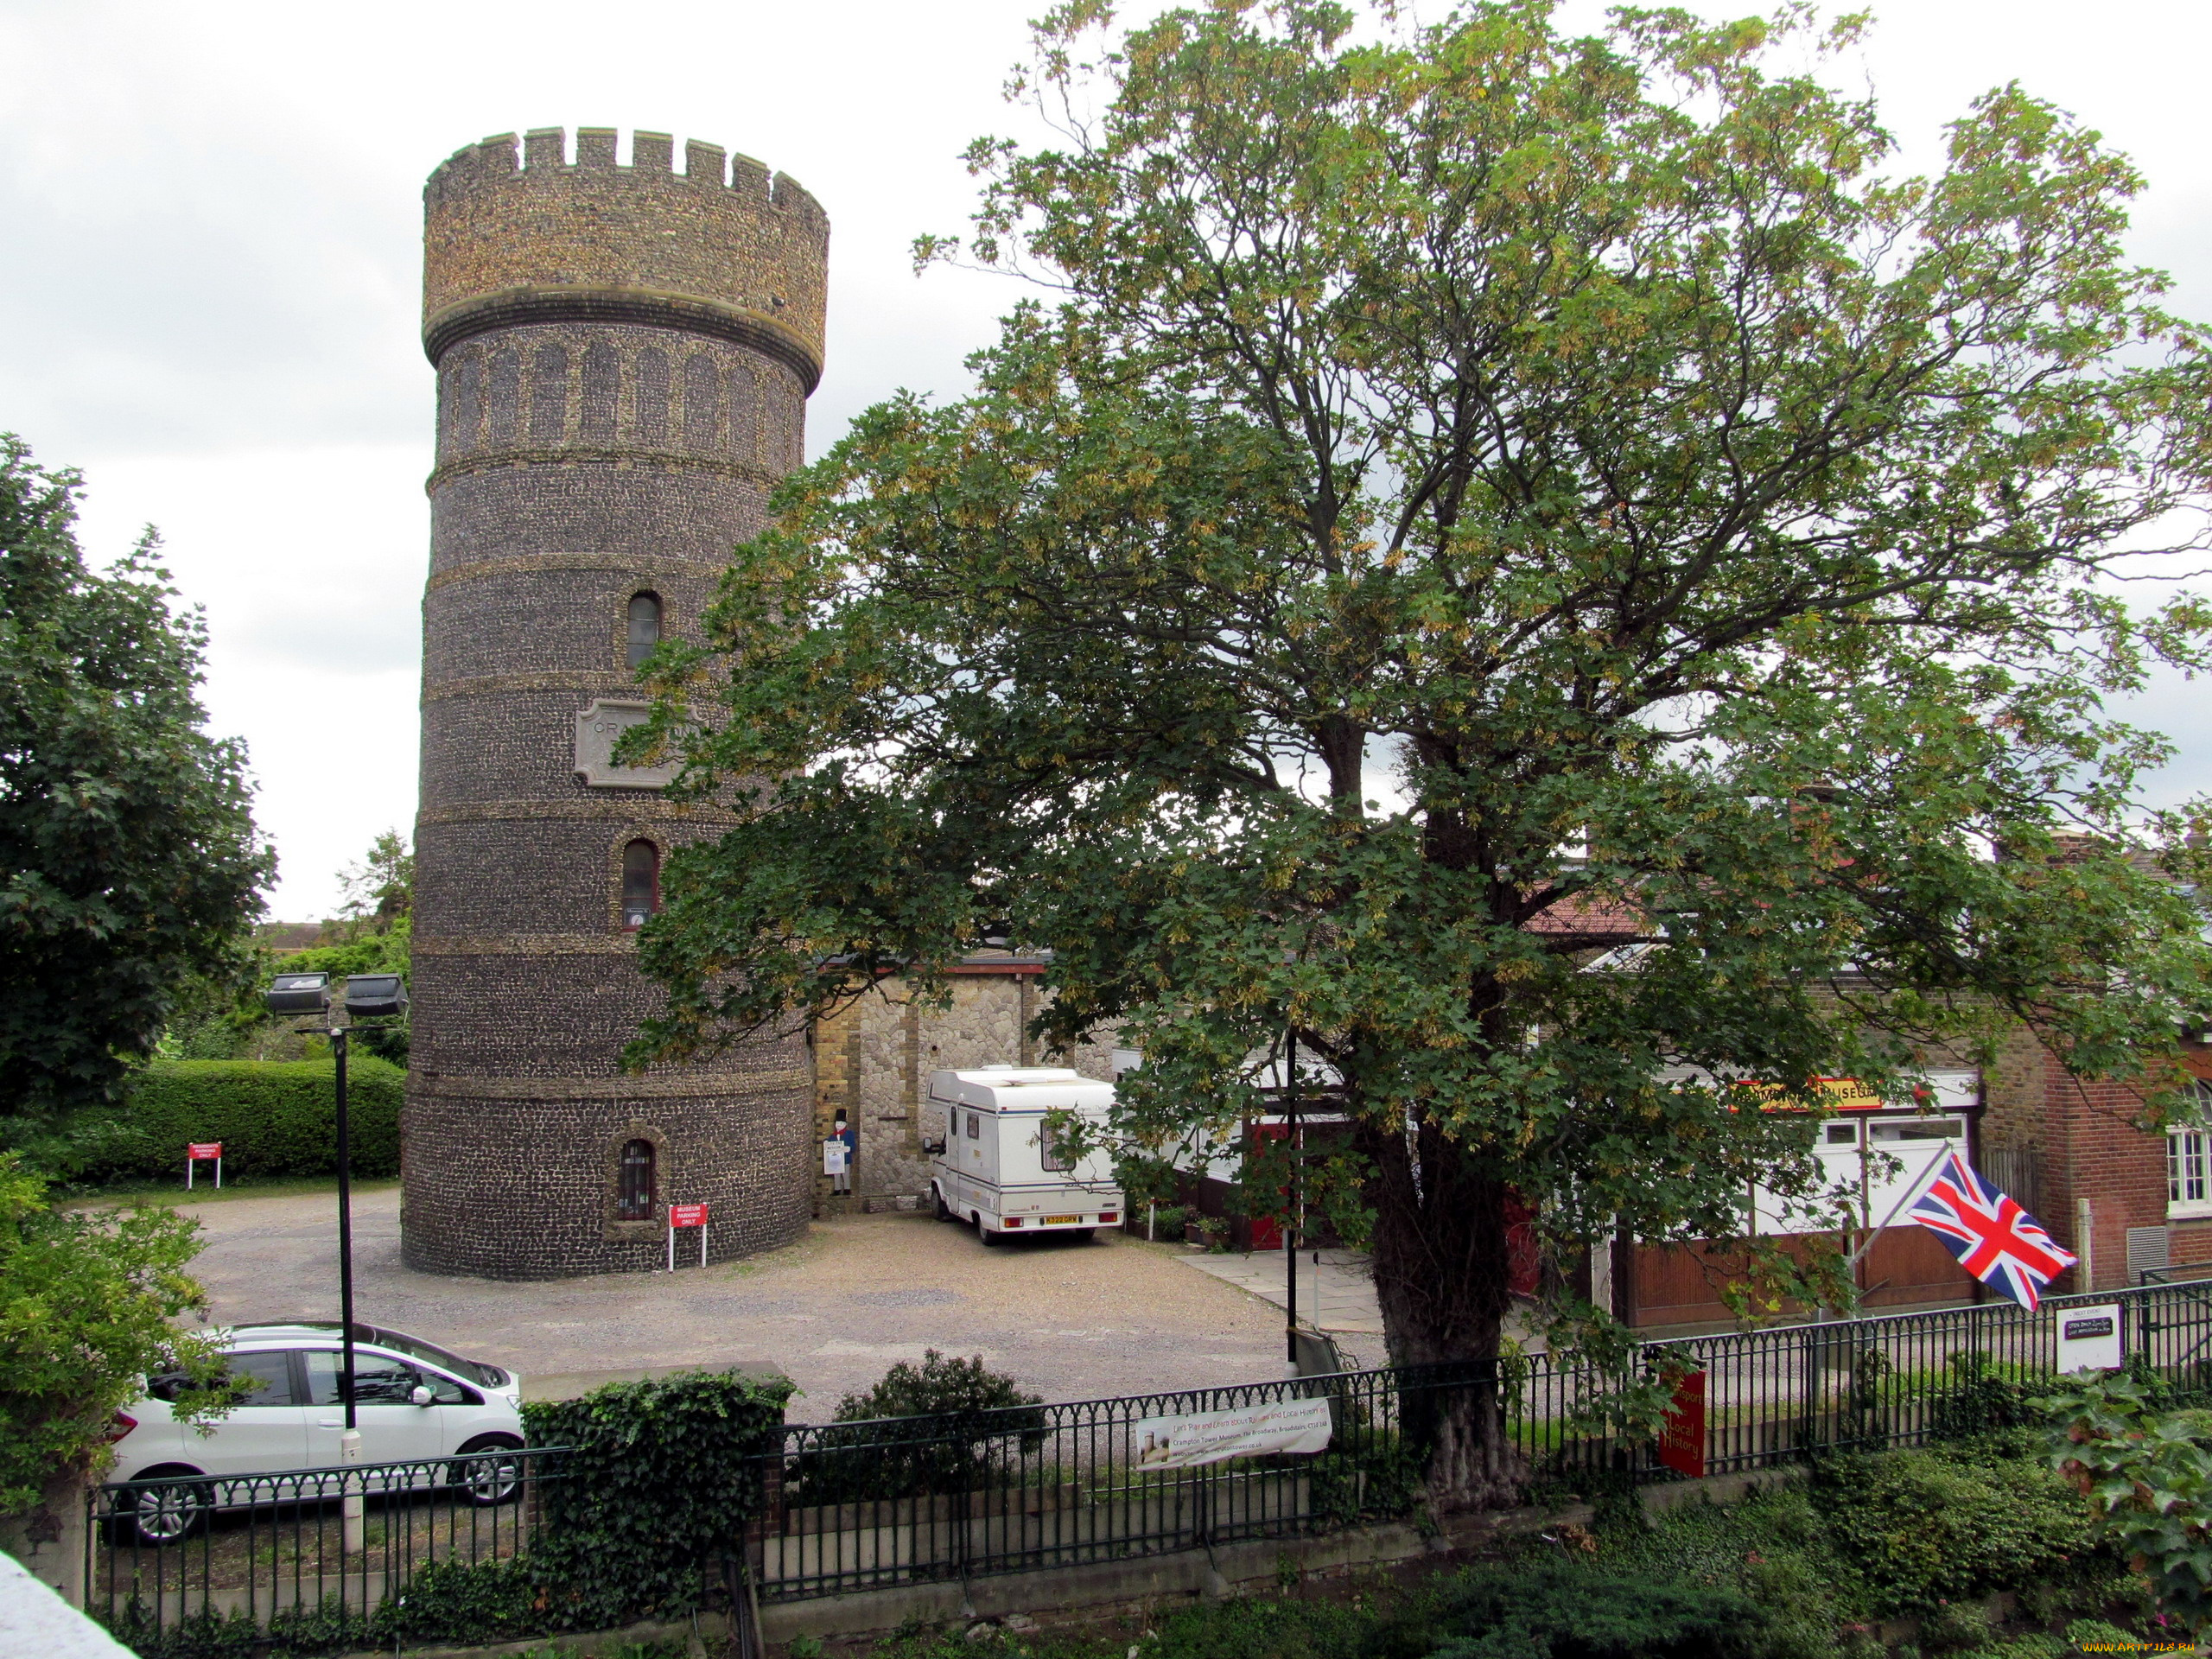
[2169,1084,2212,1218]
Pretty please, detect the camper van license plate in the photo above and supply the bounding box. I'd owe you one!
[1046,1214,1081,1225]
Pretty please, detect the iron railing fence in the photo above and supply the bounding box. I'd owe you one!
[1589,1278,2212,1481]
[751,1279,2212,1602]
[747,1363,1491,1601]
[89,1280,2212,1631]
[86,1443,563,1649]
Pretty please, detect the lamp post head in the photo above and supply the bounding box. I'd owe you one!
[343,975,409,1020]
[265,973,331,1016]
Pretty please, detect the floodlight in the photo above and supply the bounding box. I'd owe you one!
[265,973,331,1015]
[344,975,409,1019]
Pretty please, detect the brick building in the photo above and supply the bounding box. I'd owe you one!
[1610,1023,2212,1329]
[1980,1028,2212,1294]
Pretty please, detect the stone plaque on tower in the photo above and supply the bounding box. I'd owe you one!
[573,701,678,789]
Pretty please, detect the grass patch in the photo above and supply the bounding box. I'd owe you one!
[61,1175,400,1211]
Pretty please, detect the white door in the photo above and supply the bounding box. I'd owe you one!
[189,1349,308,1479]
[302,1348,447,1472]
[416,1365,498,1453]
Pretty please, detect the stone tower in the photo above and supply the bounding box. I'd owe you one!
[404,127,827,1278]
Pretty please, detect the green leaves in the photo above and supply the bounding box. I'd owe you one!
[0,435,274,1128]
[521,1369,792,1627]
[639,0,2212,1399]
[0,1150,226,1511]
[2047,1370,2212,1630]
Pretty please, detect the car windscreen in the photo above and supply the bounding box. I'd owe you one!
[366,1325,500,1386]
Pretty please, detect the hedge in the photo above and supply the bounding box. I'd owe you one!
[73,1058,404,1184]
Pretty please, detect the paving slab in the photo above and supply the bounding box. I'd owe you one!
[175,1188,1292,1415]
[1178,1247,1387,1370]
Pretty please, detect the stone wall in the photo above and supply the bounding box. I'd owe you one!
[810,964,1121,1214]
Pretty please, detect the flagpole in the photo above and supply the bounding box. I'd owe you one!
[1847,1143,1958,1271]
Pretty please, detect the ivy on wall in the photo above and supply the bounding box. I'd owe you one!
[524,1368,792,1627]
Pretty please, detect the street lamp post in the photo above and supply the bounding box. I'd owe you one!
[264,970,407,1554]
[1286,1030,1300,1365]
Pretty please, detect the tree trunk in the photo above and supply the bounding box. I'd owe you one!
[1357,1110,1523,1512]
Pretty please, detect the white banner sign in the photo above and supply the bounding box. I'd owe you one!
[1133,1397,1332,1469]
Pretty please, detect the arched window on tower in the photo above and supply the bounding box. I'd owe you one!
[626,592,662,671]
[616,1139,656,1221]
[621,840,660,929]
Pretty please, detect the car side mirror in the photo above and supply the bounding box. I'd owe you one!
[410,1385,434,1407]
[924,1141,946,1156]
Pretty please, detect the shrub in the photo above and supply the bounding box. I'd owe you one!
[1135,1203,1189,1241]
[1813,1445,2099,1611]
[2046,1369,2212,1632]
[831,1348,1043,1421]
[1394,1563,1778,1658]
[785,1350,1046,1506]
[1928,1351,2043,1438]
[71,1057,404,1185]
[0,1151,228,1512]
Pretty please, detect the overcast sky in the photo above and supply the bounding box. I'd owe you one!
[3,0,2208,920]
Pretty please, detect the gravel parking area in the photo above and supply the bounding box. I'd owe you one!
[176,1187,1292,1416]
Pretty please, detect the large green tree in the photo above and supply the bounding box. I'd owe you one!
[629,2,2212,1504]
[1,436,274,1126]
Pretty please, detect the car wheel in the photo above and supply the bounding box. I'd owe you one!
[934,1187,952,1222]
[118,1467,212,1546]
[980,1224,1001,1247]
[450,1434,525,1506]
[1072,1228,1096,1242]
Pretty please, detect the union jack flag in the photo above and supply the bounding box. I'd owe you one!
[1906,1150,2077,1311]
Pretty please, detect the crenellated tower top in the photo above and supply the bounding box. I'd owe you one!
[423,126,830,392]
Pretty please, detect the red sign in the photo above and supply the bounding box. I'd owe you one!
[669,1204,709,1229]
[1657,1370,1707,1478]
[187,1143,222,1160]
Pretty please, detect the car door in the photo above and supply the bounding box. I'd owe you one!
[301,1348,446,1474]
[416,1364,498,1454]
[167,1348,308,1482]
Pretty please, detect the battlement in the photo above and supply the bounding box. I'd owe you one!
[426,128,827,237]
[423,125,830,381]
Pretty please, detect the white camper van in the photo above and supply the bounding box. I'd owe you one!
[925,1067,1124,1244]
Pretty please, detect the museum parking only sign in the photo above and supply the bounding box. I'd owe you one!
[667,1203,709,1271]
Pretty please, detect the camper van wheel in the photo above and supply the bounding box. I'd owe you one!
[934,1188,951,1222]
[980,1224,1002,1247]
[1072,1229,1096,1242]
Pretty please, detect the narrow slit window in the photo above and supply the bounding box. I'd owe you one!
[626,592,662,671]
[616,1139,656,1221]
[621,840,660,929]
